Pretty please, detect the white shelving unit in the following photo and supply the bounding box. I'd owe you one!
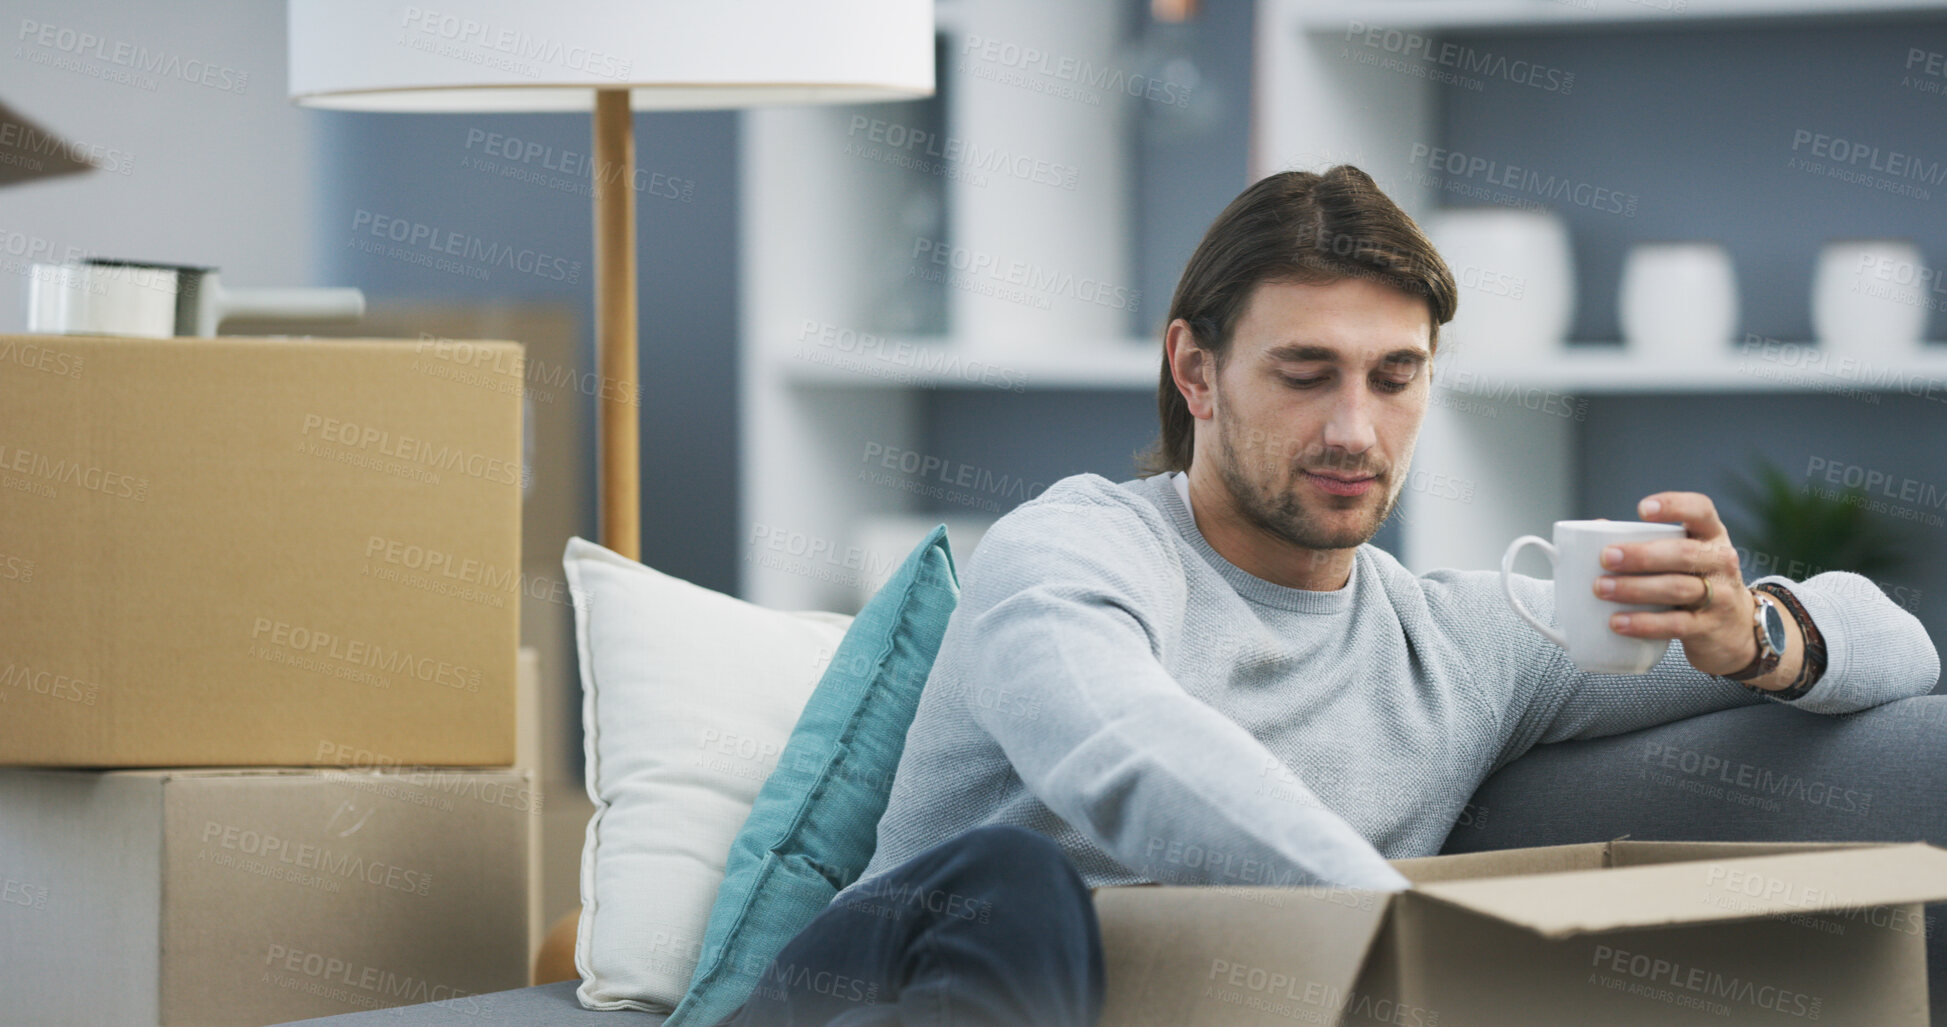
[738,0,1141,612]
[1283,0,1947,32]
[739,0,1947,610]
[1429,344,1947,393]
[1253,0,1947,575]
[780,335,1947,393]
[779,337,1162,390]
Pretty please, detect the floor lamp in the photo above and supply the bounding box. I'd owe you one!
[288,0,934,560]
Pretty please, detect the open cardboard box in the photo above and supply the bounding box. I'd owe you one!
[1097,839,1947,1026]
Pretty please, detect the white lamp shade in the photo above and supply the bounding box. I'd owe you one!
[289,0,934,111]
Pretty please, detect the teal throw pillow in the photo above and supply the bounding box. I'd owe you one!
[667,524,960,1026]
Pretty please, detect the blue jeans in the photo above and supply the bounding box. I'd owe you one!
[715,825,1104,1027]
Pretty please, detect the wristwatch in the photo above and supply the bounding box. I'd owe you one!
[1724,582,1829,701]
[1723,589,1788,683]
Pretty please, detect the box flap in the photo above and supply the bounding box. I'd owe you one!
[1609,838,1880,866]
[1388,841,1610,883]
[1094,886,1391,1026]
[1414,842,1947,939]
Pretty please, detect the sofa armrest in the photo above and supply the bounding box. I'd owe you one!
[1445,694,1947,1021]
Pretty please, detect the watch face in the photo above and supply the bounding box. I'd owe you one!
[1759,595,1788,655]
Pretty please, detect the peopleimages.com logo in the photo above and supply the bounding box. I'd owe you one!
[0,441,149,500]
[249,617,483,693]
[349,209,582,284]
[14,18,250,93]
[298,413,523,487]
[1406,143,1637,216]
[201,820,432,896]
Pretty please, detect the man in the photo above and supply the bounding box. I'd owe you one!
[720,165,1940,1026]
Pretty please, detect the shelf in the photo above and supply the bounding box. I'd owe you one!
[1434,342,1947,394]
[778,336,1161,390]
[1287,0,1947,33]
[781,335,1947,395]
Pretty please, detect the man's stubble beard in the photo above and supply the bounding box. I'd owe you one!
[1210,391,1406,553]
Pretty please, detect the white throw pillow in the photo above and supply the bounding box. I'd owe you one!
[564,537,853,1013]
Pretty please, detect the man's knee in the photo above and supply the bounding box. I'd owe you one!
[953,824,1066,867]
[930,825,1089,911]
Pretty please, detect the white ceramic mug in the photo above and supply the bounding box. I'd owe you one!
[1501,520,1687,674]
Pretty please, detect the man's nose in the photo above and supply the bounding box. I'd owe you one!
[1320,382,1378,456]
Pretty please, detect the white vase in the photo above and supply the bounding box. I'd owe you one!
[1426,208,1574,360]
[948,0,1130,350]
[1617,242,1738,361]
[1812,239,1928,359]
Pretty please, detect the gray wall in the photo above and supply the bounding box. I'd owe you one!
[313,10,1945,667]
[917,0,1302,537]
[1440,19,1947,666]
[1580,391,1947,678]
[314,0,1270,593]
[916,0,1417,554]
[318,109,741,595]
[1439,18,1947,342]
[1,0,318,333]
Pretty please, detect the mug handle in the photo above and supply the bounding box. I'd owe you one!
[1502,535,1569,651]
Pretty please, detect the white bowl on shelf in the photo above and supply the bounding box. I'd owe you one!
[1618,241,1738,362]
[1812,239,1929,360]
[1426,208,1575,361]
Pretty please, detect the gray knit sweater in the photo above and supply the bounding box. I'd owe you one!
[849,471,1941,894]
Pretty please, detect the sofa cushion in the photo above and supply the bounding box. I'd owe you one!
[669,525,960,1026]
[270,981,636,1026]
[564,537,853,1013]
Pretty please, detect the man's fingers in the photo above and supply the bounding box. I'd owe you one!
[1639,491,1726,542]
[1594,572,1712,607]
[1609,609,1702,639]
[1598,537,1714,574]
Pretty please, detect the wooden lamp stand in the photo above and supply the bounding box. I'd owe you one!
[593,89,641,560]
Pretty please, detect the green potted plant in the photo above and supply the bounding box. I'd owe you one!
[1722,454,1911,583]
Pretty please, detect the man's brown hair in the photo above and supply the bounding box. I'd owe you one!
[1137,165,1458,476]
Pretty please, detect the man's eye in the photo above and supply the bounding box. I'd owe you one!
[1281,376,1325,389]
[1375,378,1414,393]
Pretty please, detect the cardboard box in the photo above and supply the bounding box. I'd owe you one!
[0,766,534,1026]
[0,334,523,766]
[1097,839,1947,1026]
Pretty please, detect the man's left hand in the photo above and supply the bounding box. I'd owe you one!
[1592,491,1758,677]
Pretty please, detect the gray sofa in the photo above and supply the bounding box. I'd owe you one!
[283,694,1947,1026]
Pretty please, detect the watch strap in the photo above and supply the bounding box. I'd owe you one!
[1723,589,1784,683]
[1745,582,1828,701]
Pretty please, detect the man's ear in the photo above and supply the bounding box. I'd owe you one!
[1165,319,1217,420]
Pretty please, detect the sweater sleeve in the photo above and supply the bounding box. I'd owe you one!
[1425,567,1940,772]
[946,487,1410,892]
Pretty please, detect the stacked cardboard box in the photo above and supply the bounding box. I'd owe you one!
[0,334,533,1026]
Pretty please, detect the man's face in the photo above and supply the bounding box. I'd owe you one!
[1200,275,1433,552]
